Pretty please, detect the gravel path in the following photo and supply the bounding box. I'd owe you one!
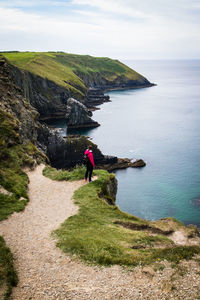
[0,164,199,300]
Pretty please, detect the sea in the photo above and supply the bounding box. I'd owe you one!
[48,60,200,228]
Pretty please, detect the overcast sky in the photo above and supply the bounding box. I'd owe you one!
[0,0,200,59]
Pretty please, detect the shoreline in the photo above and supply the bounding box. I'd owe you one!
[103,82,156,93]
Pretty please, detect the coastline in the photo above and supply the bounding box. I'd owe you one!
[103,82,156,93]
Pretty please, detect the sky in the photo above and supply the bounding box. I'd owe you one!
[0,0,200,59]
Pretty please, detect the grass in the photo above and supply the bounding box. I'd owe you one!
[43,165,87,181]
[153,263,165,272]
[0,237,18,300]
[0,109,46,221]
[43,168,200,267]
[2,52,147,99]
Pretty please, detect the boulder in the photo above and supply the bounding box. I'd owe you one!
[66,98,100,129]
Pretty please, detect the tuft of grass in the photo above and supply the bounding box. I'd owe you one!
[51,169,200,266]
[153,263,165,272]
[0,236,18,300]
[43,165,87,181]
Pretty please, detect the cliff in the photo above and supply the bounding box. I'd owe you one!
[1,52,154,120]
[2,52,153,94]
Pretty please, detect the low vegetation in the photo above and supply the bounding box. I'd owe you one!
[0,109,45,299]
[0,237,18,300]
[43,167,200,266]
[43,165,87,181]
[0,109,45,220]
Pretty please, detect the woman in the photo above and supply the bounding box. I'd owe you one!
[84,145,95,182]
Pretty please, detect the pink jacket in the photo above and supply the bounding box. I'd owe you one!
[84,149,95,167]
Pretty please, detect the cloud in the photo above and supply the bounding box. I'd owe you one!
[0,0,200,59]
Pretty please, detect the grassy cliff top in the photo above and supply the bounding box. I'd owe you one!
[2,52,147,98]
[43,166,200,267]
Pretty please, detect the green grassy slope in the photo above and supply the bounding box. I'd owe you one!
[2,52,148,98]
[43,166,200,267]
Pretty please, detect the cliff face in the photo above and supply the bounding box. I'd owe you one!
[7,63,70,120]
[46,134,117,169]
[76,71,152,91]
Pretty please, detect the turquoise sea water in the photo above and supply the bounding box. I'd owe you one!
[49,60,200,227]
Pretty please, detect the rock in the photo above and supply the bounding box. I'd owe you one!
[99,174,118,205]
[46,134,117,169]
[97,158,146,171]
[132,159,146,168]
[66,98,100,129]
[86,88,110,107]
[0,185,13,197]
[75,70,155,92]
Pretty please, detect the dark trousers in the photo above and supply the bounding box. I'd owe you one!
[85,162,93,182]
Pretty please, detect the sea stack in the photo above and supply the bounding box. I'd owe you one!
[65,98,100,129]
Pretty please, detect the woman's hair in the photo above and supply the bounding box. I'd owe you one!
[88,145,92,150]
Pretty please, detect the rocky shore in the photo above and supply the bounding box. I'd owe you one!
[86,87,111,108]
[96,158,146,171]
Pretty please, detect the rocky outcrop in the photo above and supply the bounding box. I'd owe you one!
[65,98,100,129]
[76,71,154,92]
[86,88,110,108]
[45,134,118,169]
[97,158,146,171]
[99,173,118,205]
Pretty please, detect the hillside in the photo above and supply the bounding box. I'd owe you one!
[2,52,152,100]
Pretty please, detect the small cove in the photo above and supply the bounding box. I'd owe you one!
[47,60,200,228]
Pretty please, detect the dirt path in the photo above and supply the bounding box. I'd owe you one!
[0,164,199,300]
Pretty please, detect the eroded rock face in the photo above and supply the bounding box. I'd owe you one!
[98,173,118,205]
[76,71,153,91]
[7,63,70,120]
[86,88,110,107]
[105,175,118,205]
[0,57,40,144]
[66,98,100,129]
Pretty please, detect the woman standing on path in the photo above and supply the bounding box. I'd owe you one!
[84,145,95,182]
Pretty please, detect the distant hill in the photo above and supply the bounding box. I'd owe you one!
[2,52,152,99]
